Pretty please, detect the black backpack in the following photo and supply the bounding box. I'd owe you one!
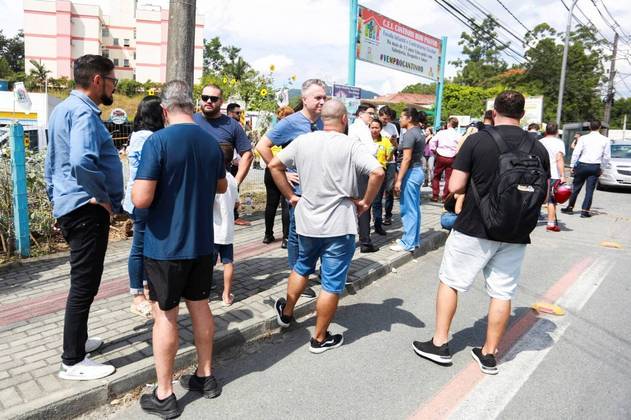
[469,127,547,242]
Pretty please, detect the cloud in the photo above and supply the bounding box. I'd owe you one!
[251,54,295,74]
[9,0,631,96]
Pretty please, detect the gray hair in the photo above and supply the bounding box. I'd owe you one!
[161,80,194,113]
[301,78,327,95]
[321,98,347,123]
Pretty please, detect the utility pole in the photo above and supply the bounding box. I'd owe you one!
[556,0,579,127]
[603,32,619,126]
[166,0,196,89]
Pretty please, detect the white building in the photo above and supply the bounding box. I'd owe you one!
[23,0,204,83]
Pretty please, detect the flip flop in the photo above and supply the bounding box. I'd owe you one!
[532,302,565,316]
[222,293,235,307]
[130,301,153,318]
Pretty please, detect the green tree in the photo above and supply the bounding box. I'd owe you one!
[609,97,631,129]
[401,82,436,94]
[521,23,607,123]
[28,59,50,91]
[202,37,225,75]
[0,30,24,74]
[117,79,142,97]
[452,16,509,87]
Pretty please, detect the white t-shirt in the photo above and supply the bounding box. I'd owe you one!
[539,136,565,179]
[381,122,399,140]
[213,172,239,244]
[277,131,382,237]
[348,118,378,155]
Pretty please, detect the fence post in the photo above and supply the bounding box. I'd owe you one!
[10,123,30,257]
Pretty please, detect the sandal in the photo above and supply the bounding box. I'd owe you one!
[130,300,153,318]
[222,293,234,307]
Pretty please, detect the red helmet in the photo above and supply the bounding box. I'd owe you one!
[553,180,571,204]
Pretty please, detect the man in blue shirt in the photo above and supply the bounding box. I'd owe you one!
[256,79,326,299]
[193,84,253,225]
[132,80,227,418]
[45,55,123,381]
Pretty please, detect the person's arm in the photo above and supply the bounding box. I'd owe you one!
[132,179,157,209]
[69,111,112,212]
[454,193,465,214]
[601,140,611,173]
[235,150,253,186]
[556,151,565,183]
[256,135,274,165]
[354,167,385,215]
[268,157,300,206]
[216,178,228,194]
[394,148,412,194]
[570,138,583,170]
[449,169,469,194]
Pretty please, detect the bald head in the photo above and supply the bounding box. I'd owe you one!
[321,99,348,133]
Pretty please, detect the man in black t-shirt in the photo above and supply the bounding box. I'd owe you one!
[412,91,550,375]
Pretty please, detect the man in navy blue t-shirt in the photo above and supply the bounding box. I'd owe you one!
[132,80,226,417]
[193,84,253,225]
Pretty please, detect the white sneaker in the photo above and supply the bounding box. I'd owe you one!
[58,357,115,381]
[389,244,407,252]
[85,337,104,353]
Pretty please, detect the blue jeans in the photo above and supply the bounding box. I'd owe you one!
[294,234,356,294]
[127,209,147,294]
[399,166,424,250]
[287,204,299,269]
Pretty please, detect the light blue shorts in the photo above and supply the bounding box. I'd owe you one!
[293,234,356,294]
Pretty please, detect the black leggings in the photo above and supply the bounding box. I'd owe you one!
[264,168,289,239]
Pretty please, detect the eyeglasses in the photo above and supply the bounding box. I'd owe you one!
[103,76,118,87]
[201,95,221,103]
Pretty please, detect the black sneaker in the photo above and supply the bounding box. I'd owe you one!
[580,211,591,218]
[309,331,344,354]
[281,238,288,249]
[179,372,221,398]
[274,298,293,328]
[374,225,387,236]
[412,339,452,364]
[262,235,275,244]
[560,206,574,215]
[471,347,498,375]
[140,388,182,419]
[301,286,316,298]
[360,244,379,253]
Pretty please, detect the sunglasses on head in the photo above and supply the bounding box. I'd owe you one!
[201,95,220,103]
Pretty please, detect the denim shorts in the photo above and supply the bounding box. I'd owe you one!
[294,234,356,294]
[213,243,234,264]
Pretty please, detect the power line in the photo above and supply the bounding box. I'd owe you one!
[432,0,525,64]
[493,0,532,34]
[598,0,631,42]
[558,0,613,46]
[462,0,532,48]
[434,0,528,64]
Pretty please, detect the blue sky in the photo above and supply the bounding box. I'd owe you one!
[3,0,630,97]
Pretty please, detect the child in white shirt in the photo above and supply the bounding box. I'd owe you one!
[214,143,240,305]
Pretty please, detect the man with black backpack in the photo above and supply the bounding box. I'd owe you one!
[412,91,550,375]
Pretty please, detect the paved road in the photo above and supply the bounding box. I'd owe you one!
[95,187,631,419]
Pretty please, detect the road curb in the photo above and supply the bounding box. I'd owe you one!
[6,230,448,420]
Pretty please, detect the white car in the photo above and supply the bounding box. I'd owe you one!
[599,141,631,188]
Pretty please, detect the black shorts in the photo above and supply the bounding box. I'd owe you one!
[144,255,213,310]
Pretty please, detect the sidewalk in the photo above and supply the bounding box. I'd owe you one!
[0,195,447,420]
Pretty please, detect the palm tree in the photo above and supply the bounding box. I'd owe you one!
[28,60,50,91]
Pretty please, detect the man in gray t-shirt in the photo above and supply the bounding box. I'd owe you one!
[268,99,384,353]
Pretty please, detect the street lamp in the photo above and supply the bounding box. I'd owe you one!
[556,0,579,127]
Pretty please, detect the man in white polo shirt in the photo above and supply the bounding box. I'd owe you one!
[561,120,611,218]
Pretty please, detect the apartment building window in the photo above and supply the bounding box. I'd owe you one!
[113,38,119,46]
[133,29,136,39]
[133,52,136,60]
[102,27,109,37]
[123,39,130,47]
[113,58,119,66]
[102,49,109,58]
[123,59,129,67]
